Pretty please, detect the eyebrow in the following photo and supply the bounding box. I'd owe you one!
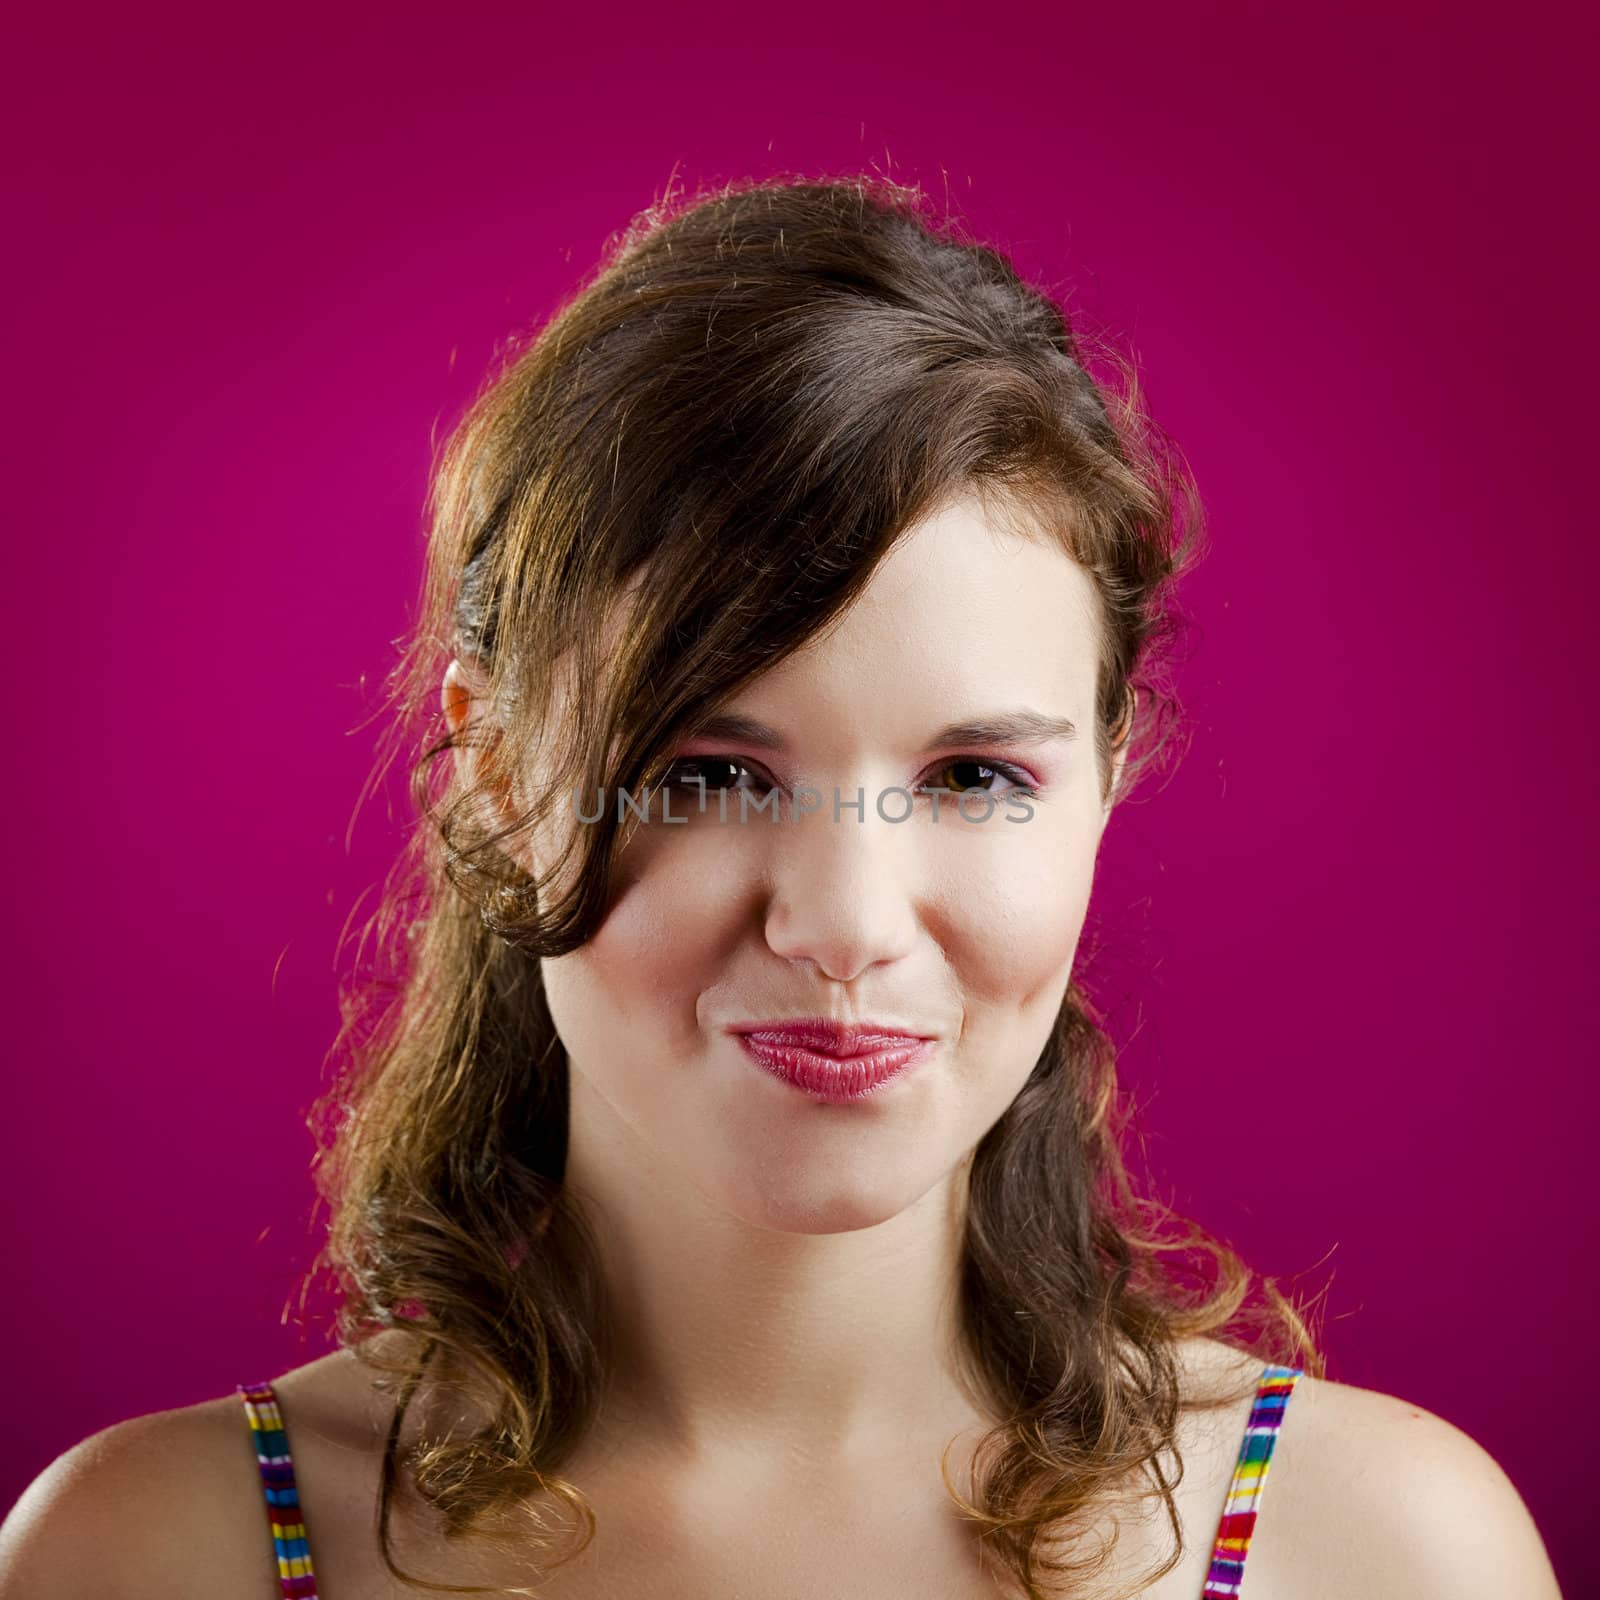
[685,709,1079,750]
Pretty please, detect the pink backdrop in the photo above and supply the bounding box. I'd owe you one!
[4,2,1592,1587]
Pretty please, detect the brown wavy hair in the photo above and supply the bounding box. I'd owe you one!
[304,171,1325,1599]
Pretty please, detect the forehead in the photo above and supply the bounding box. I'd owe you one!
[736,490,1101,721]
[541,489,1102,753]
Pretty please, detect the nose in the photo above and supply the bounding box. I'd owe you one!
[761,792,920,983]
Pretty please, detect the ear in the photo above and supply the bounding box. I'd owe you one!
[443,658,563,892]
[441,655,486,740]
[1103,685,1137,814]
[441,655,516,825]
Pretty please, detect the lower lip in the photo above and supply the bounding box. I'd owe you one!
[732,1033,936,1103]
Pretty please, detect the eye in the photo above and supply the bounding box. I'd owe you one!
[920,757,1038,798]
[656,756,770,795]
[651,753,1040,805]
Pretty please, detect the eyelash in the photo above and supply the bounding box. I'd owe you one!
[656,754,1040,801]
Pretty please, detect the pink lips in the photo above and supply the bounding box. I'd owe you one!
[728,1018,936,1103]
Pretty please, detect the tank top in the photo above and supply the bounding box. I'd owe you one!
[239,1363,1303,1598]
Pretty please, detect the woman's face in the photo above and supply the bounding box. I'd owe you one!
[495,491,1123,1235]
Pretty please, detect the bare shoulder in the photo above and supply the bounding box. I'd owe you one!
[1246,1367,1564,1599]
[0,1342,399,1600]
[0,1333,500,1600]
[0,1388,287,1600]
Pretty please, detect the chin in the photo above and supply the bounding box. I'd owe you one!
[712,1168,943,1236]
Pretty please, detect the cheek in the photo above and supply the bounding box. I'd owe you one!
[539,846,732,1068]
[937,818,1097,1025]
[542,804,1098,1082]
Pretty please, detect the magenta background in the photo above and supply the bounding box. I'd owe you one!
[3,1,1592,1584]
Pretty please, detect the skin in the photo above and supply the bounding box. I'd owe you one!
[468,490,1126,1471]
[0,490,1566,1598]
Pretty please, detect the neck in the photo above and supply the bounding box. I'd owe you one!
[561,1068,988,1468]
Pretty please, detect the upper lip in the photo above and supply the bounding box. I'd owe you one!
[726,1017,936,1057]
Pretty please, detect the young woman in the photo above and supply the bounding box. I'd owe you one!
[0,175,1562,1600]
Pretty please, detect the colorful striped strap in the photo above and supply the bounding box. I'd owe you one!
[238,1380,320,1599]
[1201,1362,1302,1598]
[236,1362,1294,1600]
